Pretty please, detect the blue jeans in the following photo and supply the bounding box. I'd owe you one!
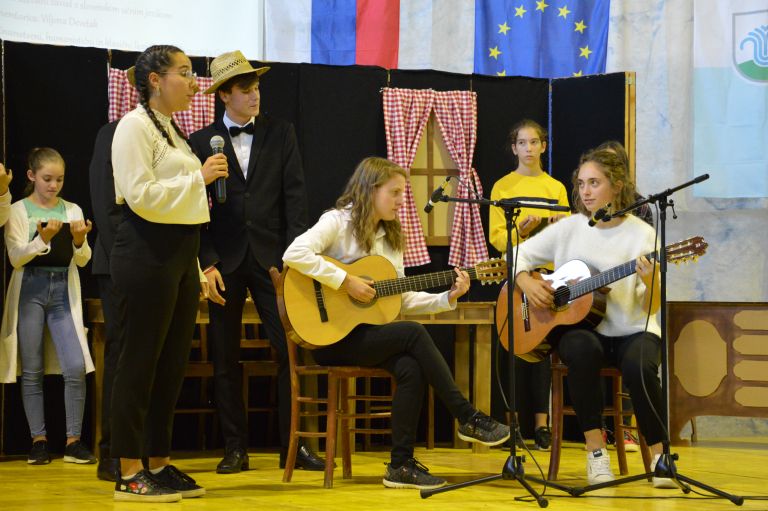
[18,267,86,438]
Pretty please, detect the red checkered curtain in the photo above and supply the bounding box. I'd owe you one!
[382,88,435,267]
[433,91,488,267]
[107,67,215,137]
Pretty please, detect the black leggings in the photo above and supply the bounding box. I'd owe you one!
[514,356,551,416]
[556,329,666,446]
[312,321,476,466]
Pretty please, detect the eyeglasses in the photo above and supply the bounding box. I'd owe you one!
[159,70,197,80]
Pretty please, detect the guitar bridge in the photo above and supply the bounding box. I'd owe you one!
[521,293,531,332]
[312,280,329,323]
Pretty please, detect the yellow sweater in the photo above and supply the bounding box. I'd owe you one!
[488,171,570,254]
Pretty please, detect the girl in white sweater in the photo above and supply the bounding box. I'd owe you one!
[514,149,675,488]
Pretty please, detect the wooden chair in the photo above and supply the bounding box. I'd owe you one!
[549,353,652,481]
[174,325,216,448]
[269,267,394,489]
[240,322,280,443]
[175,301,280,449]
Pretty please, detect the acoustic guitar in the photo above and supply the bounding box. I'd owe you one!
[496,236,708,362]
[283,255,506,348]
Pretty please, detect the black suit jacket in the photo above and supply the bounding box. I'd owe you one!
[88,121,121,276]
[188,114,307,274]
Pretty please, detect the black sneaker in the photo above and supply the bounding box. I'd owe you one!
[534,426,552,451]
[64,440,97,464]
[28,440,51,465]
[114,470,181,503]
[382,459,447,490]
[151,465,205,498]
[457,411,510,446]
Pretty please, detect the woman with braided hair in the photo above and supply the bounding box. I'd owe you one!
[110,45,228,503]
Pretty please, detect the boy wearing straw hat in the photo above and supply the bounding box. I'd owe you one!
[189,50,321,474]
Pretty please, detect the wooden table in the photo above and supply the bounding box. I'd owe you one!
[86,299,497,455]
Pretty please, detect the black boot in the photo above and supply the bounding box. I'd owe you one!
[217,448,250,474]
[97,457,120,482]
[279,443,327,471]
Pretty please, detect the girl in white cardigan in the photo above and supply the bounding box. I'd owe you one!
[0,148,94,465]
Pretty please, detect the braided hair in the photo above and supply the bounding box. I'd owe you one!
[133,45,188,147]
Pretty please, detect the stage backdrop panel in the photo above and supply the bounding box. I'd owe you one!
[550,72,634,201]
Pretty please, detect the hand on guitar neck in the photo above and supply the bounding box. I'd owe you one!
[447,268,471,305]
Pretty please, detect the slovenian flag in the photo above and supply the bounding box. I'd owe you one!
[693,0,768,198]
[265,0,609,78]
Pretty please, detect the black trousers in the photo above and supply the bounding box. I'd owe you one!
[110,210,201,458]
[514,356,551,416]
[96,274,125,459]
[312,321,476,466]
[208,250,290,451]
[556,329,665,446]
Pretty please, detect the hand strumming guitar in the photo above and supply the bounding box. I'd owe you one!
[515,271,554,309]
[343,274,376,303]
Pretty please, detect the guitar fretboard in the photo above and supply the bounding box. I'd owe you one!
[373,268,477,297]
[567,250,657,300]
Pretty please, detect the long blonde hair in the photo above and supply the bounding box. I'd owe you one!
[571,149,636,216]
[335,157,406,253]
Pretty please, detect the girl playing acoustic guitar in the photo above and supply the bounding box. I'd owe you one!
[514,148,676,488]
[283,157,509,490]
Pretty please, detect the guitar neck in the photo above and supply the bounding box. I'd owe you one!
[569,250,657,300]
[374,268,477,297]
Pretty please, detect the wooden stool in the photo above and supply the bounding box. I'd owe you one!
[549,353,652,481]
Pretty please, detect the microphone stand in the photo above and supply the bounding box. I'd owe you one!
[568,174,743,505]
[420,193,570,507]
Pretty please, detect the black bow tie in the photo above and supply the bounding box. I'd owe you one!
[229,123,255,137]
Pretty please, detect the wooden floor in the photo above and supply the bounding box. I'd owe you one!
[1,439,766,510]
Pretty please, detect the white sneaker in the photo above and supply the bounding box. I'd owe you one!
[586,448,615,485]
[651,454,678,489]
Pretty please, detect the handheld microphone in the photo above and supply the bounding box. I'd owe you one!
[588,203,610,227]
[424,176,451,213]
[210,135,226,204]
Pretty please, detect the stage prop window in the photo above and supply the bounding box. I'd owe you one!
[383,88,488,269]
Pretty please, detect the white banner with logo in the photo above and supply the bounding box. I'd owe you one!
[693,0,768,198]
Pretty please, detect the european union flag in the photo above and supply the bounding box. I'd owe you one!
[474,0,610,78]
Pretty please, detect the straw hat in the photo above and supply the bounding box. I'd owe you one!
[126,66,136,86]
[204,50,269,94]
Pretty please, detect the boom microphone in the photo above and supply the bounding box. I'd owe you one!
[424,176,451,213]
[588,203,610,227]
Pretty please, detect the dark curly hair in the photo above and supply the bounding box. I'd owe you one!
[571,149,637,217]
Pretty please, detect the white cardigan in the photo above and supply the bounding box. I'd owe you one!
[0,200,95,383]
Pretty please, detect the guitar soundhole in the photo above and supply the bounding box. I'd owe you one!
[348,295,378,308]
[348,273,378,308]
[553,286,570,309]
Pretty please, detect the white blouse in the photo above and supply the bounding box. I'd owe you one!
[112,105,209,225]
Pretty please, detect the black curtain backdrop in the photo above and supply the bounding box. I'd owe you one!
[551,72,628,201]
[0,40,627,453]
